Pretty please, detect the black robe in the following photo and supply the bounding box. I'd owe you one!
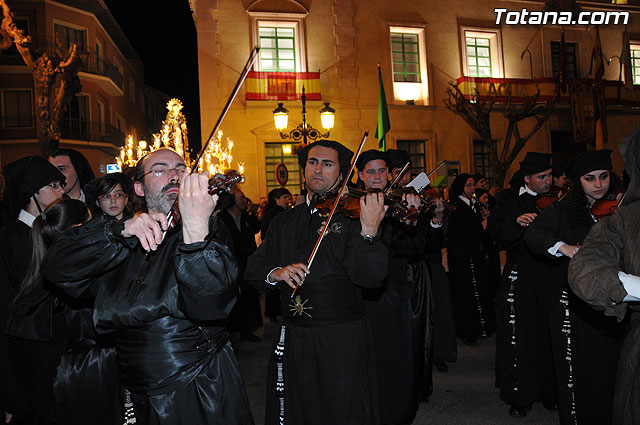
[219,209,262,334]
[244,203,388,425]
[488,187,558,408]
[525,199,625,425]
[260,205,287,321]
[427,219,457,363]
[6,283,121,425]
[0,219,31,419]
[446,197,496,341]
[361,216,432,424]
[42,215,254,425]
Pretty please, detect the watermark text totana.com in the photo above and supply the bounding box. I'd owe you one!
[494,8,629,25]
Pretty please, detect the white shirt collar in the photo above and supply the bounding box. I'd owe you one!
[458,194,474,207]
[306,194,317,214]
[519,184,538,197]
[18,209,36,228]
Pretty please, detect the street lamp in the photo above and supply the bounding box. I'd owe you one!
[272,87,335,145]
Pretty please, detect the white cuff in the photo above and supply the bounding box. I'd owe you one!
[265,267,282,286]
[430,219,443,229]
[619,271,640,302]
[548,241,566,257]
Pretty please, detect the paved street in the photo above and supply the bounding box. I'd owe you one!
[233,321,560,425]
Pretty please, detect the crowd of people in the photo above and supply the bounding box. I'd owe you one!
[0,131,638,425]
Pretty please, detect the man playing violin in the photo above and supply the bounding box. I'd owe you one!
[356,149,436,424]
[245,140,388,425]
[525,150,624,425]
[488,152,559,418]
[42,148,254,424]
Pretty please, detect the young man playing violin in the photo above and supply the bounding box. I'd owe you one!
[488,152,559,418]
[42,148,254,424]
[244,140,388,425]
[356,149,442,424]
[525,150,624,425]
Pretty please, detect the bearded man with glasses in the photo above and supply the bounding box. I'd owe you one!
[42,148,254,424]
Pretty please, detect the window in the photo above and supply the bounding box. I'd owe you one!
[129,79,136,104]
[460,27,504,78]
[396,140,426,176]
[97,100,105,136]
[388,25,429,105]
[551,41,578,79]
[466,37,492,77]
[631,43,640,85]
[259,26,296,72]
[2,89,33,128]
[63,94,89,140]
[249,13,307,72]
[116,114,125,132]
[54,23,86,52]
[265,143,302,194]
[391,33,420,83]
[473,140,493,185]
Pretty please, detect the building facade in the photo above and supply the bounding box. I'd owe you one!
[194,0,640,201]
[0,0,165,174]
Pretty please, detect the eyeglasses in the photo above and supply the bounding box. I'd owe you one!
[144,167,187,178]
[46,182,65,190]
[98,192,128,201]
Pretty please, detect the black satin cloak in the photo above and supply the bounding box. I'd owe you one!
[43,215,254,425]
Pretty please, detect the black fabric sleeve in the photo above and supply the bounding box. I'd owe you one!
[488,191,525,250]
[344,220,388,288]
[244,215,280,291]
[524,201,562,258]
[383,218,427,260]
[174,218,239,322]
[42,215,135,299]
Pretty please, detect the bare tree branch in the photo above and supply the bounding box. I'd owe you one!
[444,80,556,187]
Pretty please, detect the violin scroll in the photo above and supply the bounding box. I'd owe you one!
[208,172,245,195]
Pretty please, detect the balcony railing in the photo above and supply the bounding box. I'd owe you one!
[80,54,123,89]
[60,118,126,146]
[0,117,126,147]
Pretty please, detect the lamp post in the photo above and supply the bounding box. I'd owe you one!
[273,87,335,146]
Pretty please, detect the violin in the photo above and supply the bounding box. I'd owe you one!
[536,188,565,210]
[314,186,420,222]
[157,172,244,237]
[417,187,456,214]
[591,187,626,220]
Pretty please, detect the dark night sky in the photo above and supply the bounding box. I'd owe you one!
[103,0,202,153]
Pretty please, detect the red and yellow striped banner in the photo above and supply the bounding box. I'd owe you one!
[246,71,321,101]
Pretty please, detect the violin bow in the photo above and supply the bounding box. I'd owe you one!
[291,131,369,297]
[192,47,260,172]
[152,47,260,251]
[384,161,410,196]
[426,160,447,179]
